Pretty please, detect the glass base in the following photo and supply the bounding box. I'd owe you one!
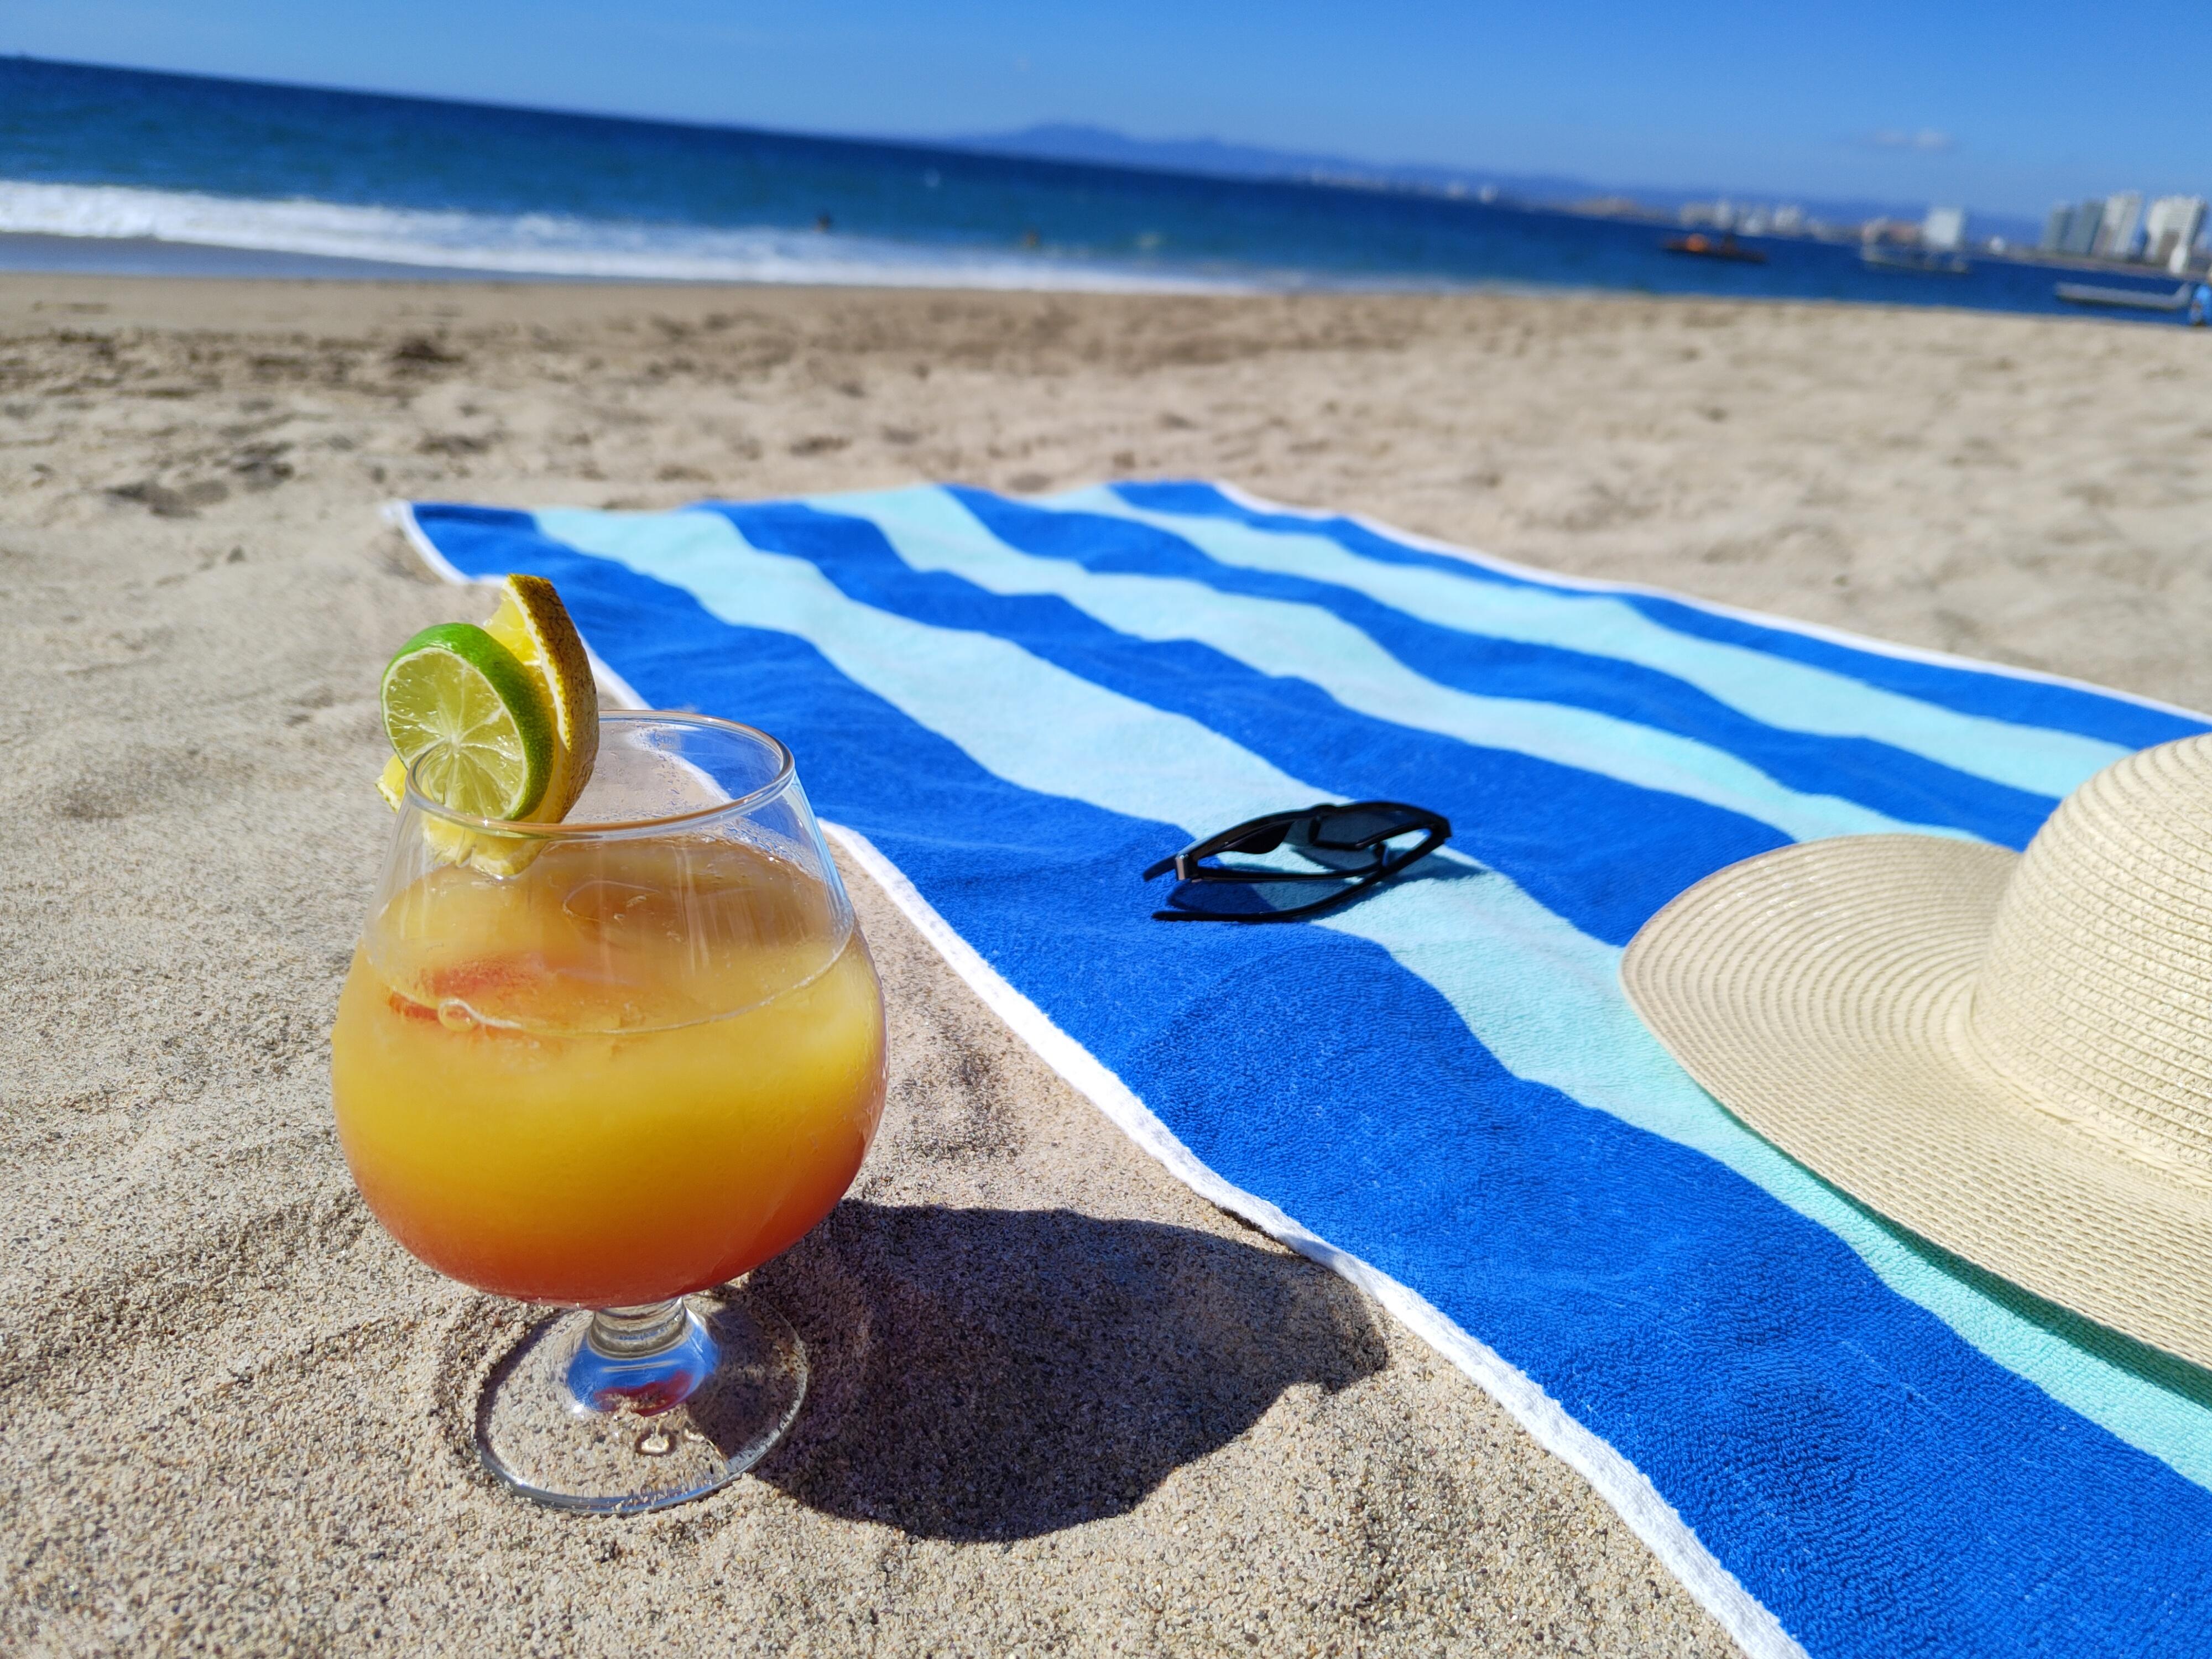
[475,1284,806,1515]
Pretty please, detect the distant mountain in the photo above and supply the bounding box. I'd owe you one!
[949,123,2042,244]
[946,123,1596,202]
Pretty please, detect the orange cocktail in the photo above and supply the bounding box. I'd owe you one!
[332,837,884,1307]
[335,710,885,1513]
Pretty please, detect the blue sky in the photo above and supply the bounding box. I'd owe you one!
[4,1,2205,217]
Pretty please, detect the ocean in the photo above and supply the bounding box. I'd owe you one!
[1,56,2193,321]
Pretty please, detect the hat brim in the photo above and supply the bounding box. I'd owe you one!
[1621,833,2212,1373]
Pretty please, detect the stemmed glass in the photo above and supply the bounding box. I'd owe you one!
[331,712,886,1513]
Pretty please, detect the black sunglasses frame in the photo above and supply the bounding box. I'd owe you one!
[1141,800,1452,923]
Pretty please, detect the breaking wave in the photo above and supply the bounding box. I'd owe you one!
[0,179,1249,291]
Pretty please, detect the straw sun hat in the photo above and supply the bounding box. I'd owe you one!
[1622,733,2212,1373]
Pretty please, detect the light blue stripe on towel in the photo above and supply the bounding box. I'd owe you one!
[533,508,1311,830]
[1056,485,2131,802]
[534,502,2212,1490]
[815,487,1964,848]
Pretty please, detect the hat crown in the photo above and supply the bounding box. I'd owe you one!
[1973,734,2212,1180]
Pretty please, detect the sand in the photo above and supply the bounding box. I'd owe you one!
[6,274,2209,1657]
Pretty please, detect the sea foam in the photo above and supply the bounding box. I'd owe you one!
[0,179,1244,291]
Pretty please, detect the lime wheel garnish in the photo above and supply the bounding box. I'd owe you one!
[378,622,551,820]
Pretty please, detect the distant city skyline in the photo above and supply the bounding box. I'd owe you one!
[5,2,2209,220]
[954,123,2052,244]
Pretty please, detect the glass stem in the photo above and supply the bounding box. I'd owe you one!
[585,1299,692,1362]
[566,1297,717,1416]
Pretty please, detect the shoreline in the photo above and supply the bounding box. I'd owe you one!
[3,236,2192,349]
[0,229,585,283]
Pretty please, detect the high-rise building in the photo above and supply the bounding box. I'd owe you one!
[2142,195,2208,271]
[2042,203,2072,253]
[2062,200,2106,257]
[1922,206,1966,252]
[2094,191,2145,259]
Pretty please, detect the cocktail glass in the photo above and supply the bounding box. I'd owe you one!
[332,712,886,1513]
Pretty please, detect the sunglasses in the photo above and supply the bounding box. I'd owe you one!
[1142,801,1452,923]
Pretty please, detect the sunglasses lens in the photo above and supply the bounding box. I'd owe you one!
[1156,873,1365,920]
[1290,806,1431,871]
[1303,805,1420,846]
[1222,822,1291,855]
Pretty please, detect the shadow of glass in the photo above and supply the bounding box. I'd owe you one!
[747,1202,1386,1541]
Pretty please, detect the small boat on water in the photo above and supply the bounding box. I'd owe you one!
[2056,281,2192,312]
[1662,232,1767,264]
[1861,245,1970,276]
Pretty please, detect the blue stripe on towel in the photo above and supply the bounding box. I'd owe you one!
[934,486,2059,848]
[408,492,2212,1659]
[1101,480,2197,761]
[712,498,1785,945]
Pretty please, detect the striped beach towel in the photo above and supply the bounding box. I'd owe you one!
[397,482,2212,1658]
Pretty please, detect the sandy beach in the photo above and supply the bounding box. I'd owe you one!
[6,273,2210,1657]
